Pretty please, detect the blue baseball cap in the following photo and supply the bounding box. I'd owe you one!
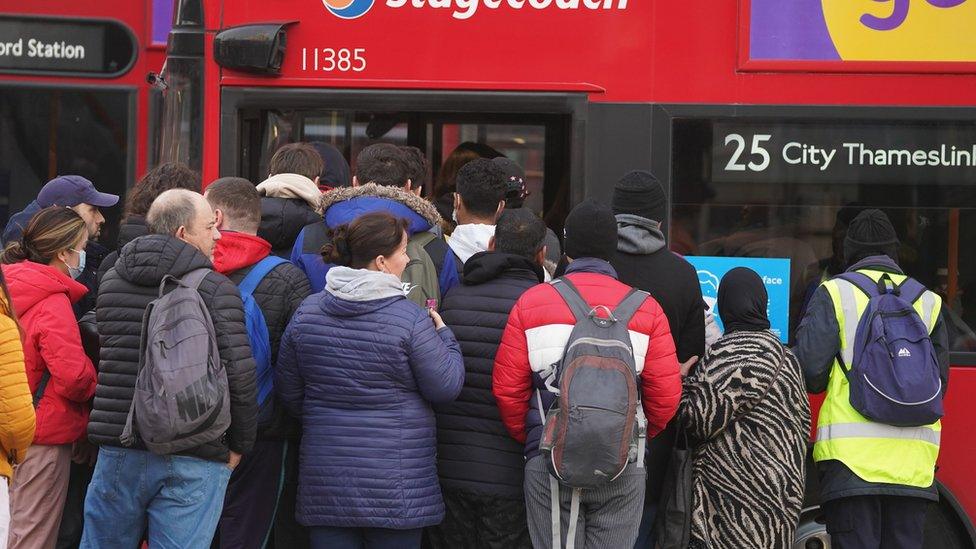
[37,175,119,209]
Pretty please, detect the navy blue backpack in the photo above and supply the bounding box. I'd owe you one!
[839,272,943,427]
[239,256,288,423]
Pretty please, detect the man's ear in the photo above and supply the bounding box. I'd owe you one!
[213,208,225,231]
[404,179,421,196]
[175,225,188,241]
[495,200,506,220]
[488,236,496,252]
[535,245,547,267]
[453,192,462,212]
[352,176,360,188]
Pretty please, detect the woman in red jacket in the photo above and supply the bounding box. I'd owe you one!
[0,207,97,549]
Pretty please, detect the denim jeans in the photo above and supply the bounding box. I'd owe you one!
[80,446,232,549]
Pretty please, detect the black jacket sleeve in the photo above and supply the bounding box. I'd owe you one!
[206,274,258,455]
[793,285,840,394]
[931,310,950,395]
[678,279,706,362]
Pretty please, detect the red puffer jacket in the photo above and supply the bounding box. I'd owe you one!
[2,261,97,445]
[493,261,682,460]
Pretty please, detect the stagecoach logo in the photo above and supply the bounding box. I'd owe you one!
[321,0,627,20]
[322,0,375,19]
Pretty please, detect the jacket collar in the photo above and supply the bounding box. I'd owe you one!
[463,251,545,285]
[212,231,272,275]
[564,257,618,279]
[321,183,443,228]
[448,224,495,265]
[2,260,89,314]
[846,255,904,275]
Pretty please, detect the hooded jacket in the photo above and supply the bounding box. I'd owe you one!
[611,214,707,499]
[97,215,150,286]
[212,231,311,437]
[0,293,34,478]
[90,234,258,461]
[435,252,543,498]
[493,258,682,460]
[290,183,446,295]
[276,266,465,529]
[2,261,97,445]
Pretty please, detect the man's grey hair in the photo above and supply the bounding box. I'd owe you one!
[147,189,203,236]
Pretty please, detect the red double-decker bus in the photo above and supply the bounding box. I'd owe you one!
[0,0,171,244]
[159,0,975,546]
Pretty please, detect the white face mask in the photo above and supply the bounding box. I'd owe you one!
[64,248,86,280]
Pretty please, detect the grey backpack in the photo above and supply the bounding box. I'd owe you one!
[539,277,648,489]
[121,268,230,454]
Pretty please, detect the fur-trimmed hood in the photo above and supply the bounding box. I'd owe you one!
[321,183,444,235]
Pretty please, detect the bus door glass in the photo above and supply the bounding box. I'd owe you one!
[241,108,568,233]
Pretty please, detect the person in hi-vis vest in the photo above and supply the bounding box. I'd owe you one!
[795,209,949,549]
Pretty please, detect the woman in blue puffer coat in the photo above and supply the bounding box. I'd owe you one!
[277,211,464,549]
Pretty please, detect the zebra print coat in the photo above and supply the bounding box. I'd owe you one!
[678,329,811,549]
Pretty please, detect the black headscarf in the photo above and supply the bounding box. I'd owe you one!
[717,267,770,334]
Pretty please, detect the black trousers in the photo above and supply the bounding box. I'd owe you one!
[823,495,929,549]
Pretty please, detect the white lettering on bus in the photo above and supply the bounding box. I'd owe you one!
[0,38,85,60]
[383,0,627,20]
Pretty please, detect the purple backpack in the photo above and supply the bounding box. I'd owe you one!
[839,272,943,427]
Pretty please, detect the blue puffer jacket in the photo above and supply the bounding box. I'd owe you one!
[276,267,465,529]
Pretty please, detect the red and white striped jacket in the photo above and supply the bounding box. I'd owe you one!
[492,262,682,459]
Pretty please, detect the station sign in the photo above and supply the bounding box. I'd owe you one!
[0,16,136,77]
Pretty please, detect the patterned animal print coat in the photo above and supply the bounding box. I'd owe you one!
[678,329,811,549]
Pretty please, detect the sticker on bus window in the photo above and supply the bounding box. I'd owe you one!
[685,256,791,343]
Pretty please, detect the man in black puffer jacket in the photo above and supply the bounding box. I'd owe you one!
[609,170,705,549]
[83,189,257,549]
[427,208,547,549]
[205,178,312,549]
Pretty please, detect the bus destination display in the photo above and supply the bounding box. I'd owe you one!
[0,16,135,76]
[709,120,976,185]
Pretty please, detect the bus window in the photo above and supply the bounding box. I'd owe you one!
[0,86,130,244]
[671,116,976,351]
[241,108,567,229]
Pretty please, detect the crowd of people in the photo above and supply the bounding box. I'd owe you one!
[0,140,949,549]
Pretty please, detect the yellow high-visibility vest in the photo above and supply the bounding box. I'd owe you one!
[813,269,943,487]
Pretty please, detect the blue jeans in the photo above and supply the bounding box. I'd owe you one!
[80,446,232,549]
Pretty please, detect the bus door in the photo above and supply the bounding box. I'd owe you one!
[219,89,585,234]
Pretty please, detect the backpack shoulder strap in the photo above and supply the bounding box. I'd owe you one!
[836,271,879,299]
[239,256,288,298]
[550,277,592,322]
[897,277,927,305]
[180,268,213,290]
[611,289,649,325]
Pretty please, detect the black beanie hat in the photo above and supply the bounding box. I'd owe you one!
[844,209,900,266]
[612,170,667,222]
[564,199,618,261]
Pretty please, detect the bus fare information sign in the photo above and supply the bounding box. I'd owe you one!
[0,16,136,77]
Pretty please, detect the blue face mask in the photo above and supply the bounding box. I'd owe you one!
[64,248,86,280]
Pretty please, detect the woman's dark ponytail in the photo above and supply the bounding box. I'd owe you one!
[320,212,410,269]
[0,241,28,265]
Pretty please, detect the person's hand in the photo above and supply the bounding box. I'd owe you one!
[428,308,446,330]
[679,356,699,377]
[227,451,242,470]
[71,440,98,466]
